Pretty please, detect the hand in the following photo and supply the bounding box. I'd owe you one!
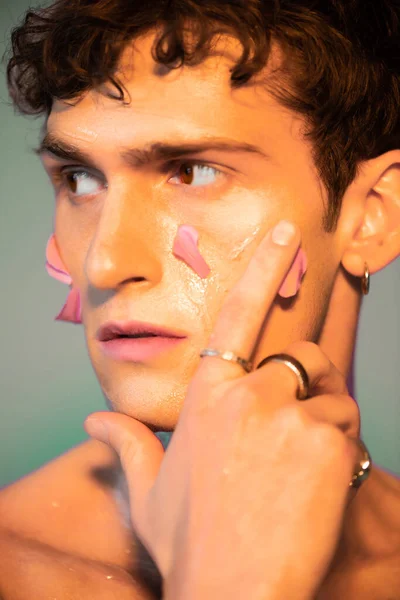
[84,222,362,600]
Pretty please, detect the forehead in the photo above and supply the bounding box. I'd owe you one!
[48,32,302,152]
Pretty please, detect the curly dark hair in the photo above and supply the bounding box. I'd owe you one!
[3,0,400,231]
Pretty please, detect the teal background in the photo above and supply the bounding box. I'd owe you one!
[0,0,399,488]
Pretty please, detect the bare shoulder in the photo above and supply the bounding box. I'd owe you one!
[319,466,400,600]
[0,526,156,600]
[318,553,400,600]
[0,439,137,570]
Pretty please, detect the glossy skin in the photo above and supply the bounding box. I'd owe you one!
[1,31,400,599]
[41,34,387,431]
[81,226,393,598]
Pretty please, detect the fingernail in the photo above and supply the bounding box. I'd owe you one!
[271,220,296,246]
[85,418,109,442]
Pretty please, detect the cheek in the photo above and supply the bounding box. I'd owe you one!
[197,249,256,336]
[198,229,329,352]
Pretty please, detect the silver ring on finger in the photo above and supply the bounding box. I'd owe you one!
[199,348,253,373]
[257,354,372,489]
[349,438,372,489]
[256,353,310,400]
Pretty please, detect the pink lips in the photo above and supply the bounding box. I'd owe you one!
[97,320,187,362]
[96,320,187,341]
[99,336,186,362]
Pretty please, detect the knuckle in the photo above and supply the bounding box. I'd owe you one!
[310,423,348,460]
[235,261,272,303]
[234,285,259,308]
[211,298,239,330]
[285,340,329,372]
[285,340,317,357]
[120,441,136,467]
[349,397,361,422]
[119,432,141,467]
[193,381,260,422]
[225,382,260,409]
[284,341,343,390]
[274,403,312,430]
[214,291,257,330]
[348,398,361,437]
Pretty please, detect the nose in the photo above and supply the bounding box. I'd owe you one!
[84,187,163,292]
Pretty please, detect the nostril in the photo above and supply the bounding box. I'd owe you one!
[121,276,147,285]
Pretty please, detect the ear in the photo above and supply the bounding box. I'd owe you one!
[339,150,400,278]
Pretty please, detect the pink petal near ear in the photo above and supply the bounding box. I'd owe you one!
[278,247,308,299]
[55,287,82,324]
[173,225,211,279]
[45,234,72,285]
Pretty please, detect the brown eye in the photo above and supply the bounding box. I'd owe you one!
[169,162,221,187]
[65,172,79,193]
[61,169,103,197]
[179,164,194,185]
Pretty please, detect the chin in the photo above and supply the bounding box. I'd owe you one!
[87,334,202,431]
[96,366,191,432]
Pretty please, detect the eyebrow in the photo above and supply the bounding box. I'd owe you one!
[34,132,270,169]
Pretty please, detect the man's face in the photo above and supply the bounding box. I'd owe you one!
[41,33,343,430]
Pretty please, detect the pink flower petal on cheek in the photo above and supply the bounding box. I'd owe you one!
[45,261,72,285]
[45,234,82,324]
[55,287,82,324]
[172,225,211,279]
[278,248,308,299]
[45,234,72,285]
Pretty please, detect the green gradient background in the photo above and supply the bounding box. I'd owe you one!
[0,0,399,488]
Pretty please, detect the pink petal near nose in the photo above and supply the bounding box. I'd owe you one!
[55,287,82,324]
[45,234,72,285]
[278,247,308,299]
[173,225,211,279]
[45,233,82,324]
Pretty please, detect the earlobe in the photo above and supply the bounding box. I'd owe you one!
[341,152,400,279]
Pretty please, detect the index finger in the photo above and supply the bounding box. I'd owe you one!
[196,219,302,383]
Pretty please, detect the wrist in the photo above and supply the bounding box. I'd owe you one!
[163,561,314,600]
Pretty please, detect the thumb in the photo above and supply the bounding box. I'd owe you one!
[84,411,164,530]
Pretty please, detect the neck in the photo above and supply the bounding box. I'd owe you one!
[318,266,363,396]
[319,266,400,562]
